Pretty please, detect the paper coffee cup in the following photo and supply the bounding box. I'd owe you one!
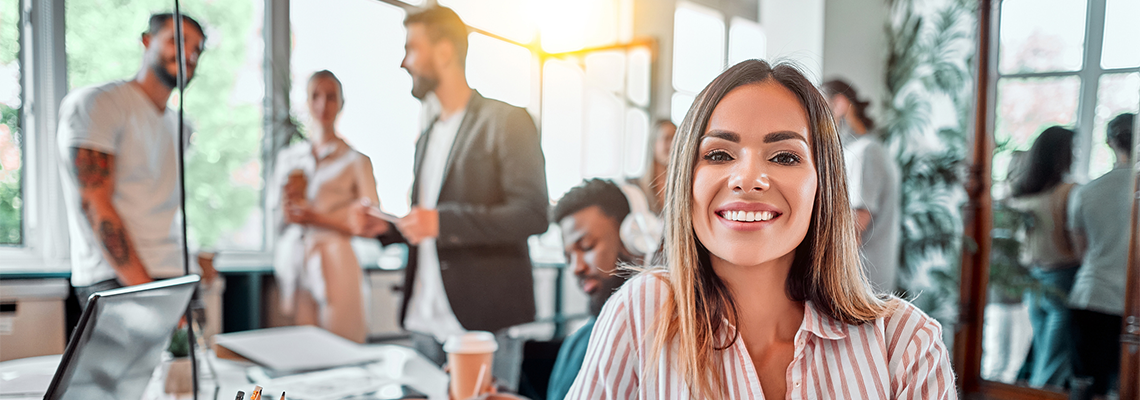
[444,331,498,399]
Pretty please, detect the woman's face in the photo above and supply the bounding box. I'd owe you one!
[308,77,342,126]
[691,81,817,269]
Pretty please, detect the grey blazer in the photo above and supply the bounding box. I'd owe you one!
[380,90,549,333]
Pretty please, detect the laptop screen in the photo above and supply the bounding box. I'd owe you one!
[45,275,200,400]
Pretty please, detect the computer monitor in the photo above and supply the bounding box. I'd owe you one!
[44,275,200,400]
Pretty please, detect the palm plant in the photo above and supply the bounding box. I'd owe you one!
[884,0,977,331]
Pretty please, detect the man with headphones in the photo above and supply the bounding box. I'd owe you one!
[545,178,661,400]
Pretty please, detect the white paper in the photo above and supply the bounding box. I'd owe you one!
[265,367,388,400]
[213,326,382,372]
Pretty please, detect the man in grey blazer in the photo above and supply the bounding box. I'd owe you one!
[352,6,548,391]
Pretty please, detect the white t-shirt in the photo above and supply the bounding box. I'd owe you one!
[841,128,901,292]
[1067,167,1130,315]
[57,81,192,287]
[404,109,468,343]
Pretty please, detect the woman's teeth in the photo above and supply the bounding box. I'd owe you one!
[720,210,776,222]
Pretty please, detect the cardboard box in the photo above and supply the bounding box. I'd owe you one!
[0,279,69,361]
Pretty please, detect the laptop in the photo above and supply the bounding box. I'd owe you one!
[43,275,200,400]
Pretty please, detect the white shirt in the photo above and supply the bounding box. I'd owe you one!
[1067,167,1130,315]
[840,127,901,292]
[405,109,468,342]
[567,272,957,399]
[57,81,193,286]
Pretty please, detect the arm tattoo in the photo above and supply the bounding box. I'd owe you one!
[98,220,132,266]
[72,148,111,189]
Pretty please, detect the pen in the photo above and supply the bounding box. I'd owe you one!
[250,386,263,400]
[234,391,244,400]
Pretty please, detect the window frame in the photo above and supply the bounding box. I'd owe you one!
[669,1,765,126]
[1,0,288,271]
[1,0,70,271]
[993,0,1138,182]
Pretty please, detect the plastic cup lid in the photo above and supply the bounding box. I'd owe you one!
[443,331,499,354]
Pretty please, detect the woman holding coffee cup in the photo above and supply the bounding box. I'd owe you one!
[565,60,955,399]
[270,70,381,343]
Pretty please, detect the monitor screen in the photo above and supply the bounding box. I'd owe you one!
[45,275,199,400]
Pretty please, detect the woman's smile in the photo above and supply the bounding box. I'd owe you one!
[715,201,783,231]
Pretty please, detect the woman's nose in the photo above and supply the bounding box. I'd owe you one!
[729,157,770,193]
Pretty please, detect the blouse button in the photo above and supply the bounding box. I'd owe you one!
[794,381,801,387]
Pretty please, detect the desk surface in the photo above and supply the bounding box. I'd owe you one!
[0,345,448,400]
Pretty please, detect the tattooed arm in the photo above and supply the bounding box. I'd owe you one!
[71,148,153,286]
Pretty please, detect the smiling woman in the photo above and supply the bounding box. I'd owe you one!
[565,60,956,400]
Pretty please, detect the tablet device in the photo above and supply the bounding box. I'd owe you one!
[44,275,200,400]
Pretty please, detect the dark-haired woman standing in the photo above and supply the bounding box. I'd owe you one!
[1007,126,1081,389]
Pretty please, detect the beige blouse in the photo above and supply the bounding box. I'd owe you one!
[270,138,379,312]
[1007,182,1080,269]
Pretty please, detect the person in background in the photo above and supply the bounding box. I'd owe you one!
[1007,126,1080,390]
[567,60,953,399]
[822,79,901,293]
[637,120,676,215]
[1067,113,1135,399]
[351,6,548,391]
[270,70,380,343]
[57,13,215,309]
[546,179,635,400]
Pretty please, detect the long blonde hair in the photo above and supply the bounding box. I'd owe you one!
[645,59,890,398]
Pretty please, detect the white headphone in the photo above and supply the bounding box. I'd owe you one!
[615,181,664,262]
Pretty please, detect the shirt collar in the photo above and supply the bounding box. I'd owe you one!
[801,300,848,340]
[313,138,346,161]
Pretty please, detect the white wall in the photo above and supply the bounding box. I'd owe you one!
[760,0,826,82]
[822,0,889,121]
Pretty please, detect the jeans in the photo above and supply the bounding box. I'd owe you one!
[1024,265,1079,389]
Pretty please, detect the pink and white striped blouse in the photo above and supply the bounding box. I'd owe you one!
[565,273,957,399]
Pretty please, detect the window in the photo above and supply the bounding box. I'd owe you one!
[982,0,1140,386]
[0,0,21,245]
[65,0,267,251]
[540,59,585,199]
[671,3,725,125]
[290,0,418,216]
[993,0,1140,184]
[467,33,533,109]
[440,0,648,200]
[671,2,767,125]
[6,0,658,269]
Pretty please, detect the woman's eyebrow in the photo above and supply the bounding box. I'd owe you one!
[764,131,808,144]
[703,130,740,143]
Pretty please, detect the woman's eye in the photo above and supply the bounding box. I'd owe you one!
[770,152,802,165]
[703,150,733,162]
